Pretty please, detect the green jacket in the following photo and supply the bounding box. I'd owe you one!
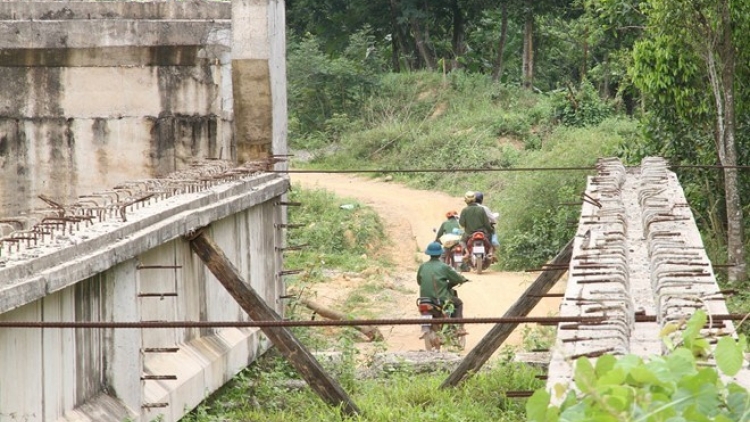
[459,203,493,240]
[417,258,468,301]
[435,217,460,241]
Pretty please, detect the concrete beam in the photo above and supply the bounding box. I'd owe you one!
[0,1,231,20]
[0,173,290,315]
[0,20,231,50]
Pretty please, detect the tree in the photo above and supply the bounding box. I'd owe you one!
[631,0,748,283]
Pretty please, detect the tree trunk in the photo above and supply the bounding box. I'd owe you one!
[704,0,746,283]
[522,0,534,90]
[411,17,434,70]
[717,0,746,283]
[491,3,508,82]
[389,0,412,71]
[581,27,588,82]
[298,298,384,341]
[450,0,465,70]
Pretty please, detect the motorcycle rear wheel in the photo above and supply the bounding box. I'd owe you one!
[424,331,440,351]
[474,255,484,274]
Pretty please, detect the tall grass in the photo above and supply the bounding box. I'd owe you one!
[285,184,390,276]
[181,351,542,422]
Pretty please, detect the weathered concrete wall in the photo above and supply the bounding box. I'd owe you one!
[0,1,237,218]
[0,1,289,420]
[231,0,287,163]
[0,168,289,422]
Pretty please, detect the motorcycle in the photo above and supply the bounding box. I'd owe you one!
[434,228,466,272]
[416,291,467,352]
[443,244,465,271]
[466,231,493,274]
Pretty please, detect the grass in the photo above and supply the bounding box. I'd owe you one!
[284,184,391,277]
[181,350,543,422]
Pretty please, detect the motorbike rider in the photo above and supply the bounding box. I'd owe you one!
[475,192,500,249]
[417,242,469,333]
[459,191,494,258]
[435,210,460,241]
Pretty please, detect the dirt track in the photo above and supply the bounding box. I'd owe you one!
[291,172,567,355]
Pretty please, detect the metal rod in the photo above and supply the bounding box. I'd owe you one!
[141,375,177,380]
[504,390,535,398]
[142,348,180,353]
[0,315,607,329]
[276,244,308,252]
[136,265,182,270]
[276,223,305,229]
[142,403,169,409]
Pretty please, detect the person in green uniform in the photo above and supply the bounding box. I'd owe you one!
[417,242,469,329]
[458,191,493,241]
[459,191,495,257]
[435,210,461,242]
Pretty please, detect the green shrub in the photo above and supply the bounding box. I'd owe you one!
[529,310,749,421]
[495,117,638,269]
[550,79,615,127]
[285,185,389,277]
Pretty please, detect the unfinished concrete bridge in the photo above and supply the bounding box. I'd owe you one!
[1,1,748,421]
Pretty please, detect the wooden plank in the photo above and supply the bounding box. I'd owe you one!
[186,229,360,415]
[441,238,574,389]
[299,297,384,341]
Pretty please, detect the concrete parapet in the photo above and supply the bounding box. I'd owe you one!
[0,161,289,422]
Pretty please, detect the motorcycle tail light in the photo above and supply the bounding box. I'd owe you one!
[418,304,435,313]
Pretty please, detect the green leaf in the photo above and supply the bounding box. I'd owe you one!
[726,383,750,421]
[674,371,720,415]
[665,348,698,382]
[601,385,632,412]
[595,354,617,376]
[715,336,745,376]
[598,367,626,387]
[527,389,553,422]
[683,404,714,422]
[630,364,662,386]
[575,357,597,394]
[683,311,708,351]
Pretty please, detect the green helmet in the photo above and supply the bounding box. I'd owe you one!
[425,242,443,256]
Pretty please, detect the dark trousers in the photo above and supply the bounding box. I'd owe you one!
[449,296,464,319]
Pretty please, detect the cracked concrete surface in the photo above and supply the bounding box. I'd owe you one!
[547,156,750,398]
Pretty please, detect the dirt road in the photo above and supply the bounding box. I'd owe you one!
[291,172,566,354]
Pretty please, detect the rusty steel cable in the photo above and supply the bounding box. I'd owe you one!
[0,315,607,329]
[270,164,750,175]
[0,313,748,329]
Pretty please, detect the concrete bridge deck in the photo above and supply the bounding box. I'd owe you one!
[547,157,750,397]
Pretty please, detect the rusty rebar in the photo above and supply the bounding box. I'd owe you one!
[0,315,607,329]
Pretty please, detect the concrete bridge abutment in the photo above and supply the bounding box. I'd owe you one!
[0,1,291,421]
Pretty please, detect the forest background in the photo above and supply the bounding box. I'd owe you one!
[285,0,750,285]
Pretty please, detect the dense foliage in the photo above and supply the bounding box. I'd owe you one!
[285,0,750,279]
[528,310,750,421]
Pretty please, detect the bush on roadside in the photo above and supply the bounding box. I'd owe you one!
[284,184,390,278]
[495,117,639,269]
